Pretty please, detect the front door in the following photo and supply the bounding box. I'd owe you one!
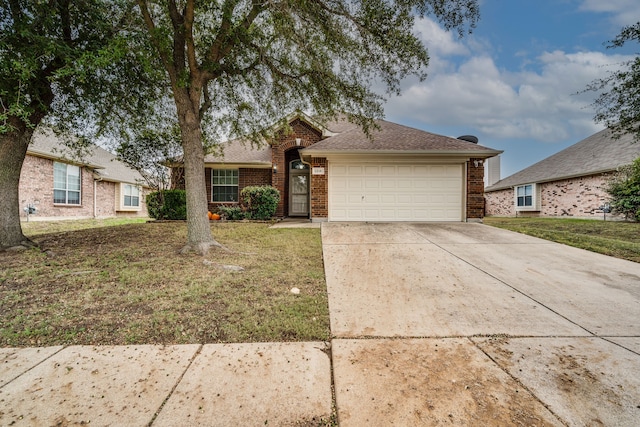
[289,160,310,216]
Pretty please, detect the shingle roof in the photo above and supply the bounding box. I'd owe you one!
[201,115,501,164]
[28,129,148,186]
[302,119,501,156]
[486,128,640,192]
[203,139,272,165]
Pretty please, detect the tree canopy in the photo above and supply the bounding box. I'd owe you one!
[587,22,640,141]
[134,0,480,253]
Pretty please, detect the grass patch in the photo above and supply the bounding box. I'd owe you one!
[1,221,330,346]
[20,217,148,236]
[484,217,640,263]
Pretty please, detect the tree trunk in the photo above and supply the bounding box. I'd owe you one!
[0,127,35,249]
[175,98,221,255]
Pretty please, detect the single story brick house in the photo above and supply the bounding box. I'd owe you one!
[174,113,501,222]
[485,128,640,218]
[19,130,150,221]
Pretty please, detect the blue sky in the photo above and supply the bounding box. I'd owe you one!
[383,0,640,178]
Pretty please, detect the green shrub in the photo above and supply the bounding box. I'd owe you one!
[240,186,280,220]
[217,205,245,220]
[607,157,640,221]
[146,189,187,220]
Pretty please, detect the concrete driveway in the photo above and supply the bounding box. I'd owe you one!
[323,222,640,426]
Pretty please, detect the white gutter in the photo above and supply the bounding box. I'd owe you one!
[299,149,503,159]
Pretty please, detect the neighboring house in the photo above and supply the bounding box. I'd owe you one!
[172,112,501,222]
[19,130,150,220]
[485,128,640,218]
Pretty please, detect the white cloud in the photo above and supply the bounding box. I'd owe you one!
[413,18,470,57]
[386,19,634,144]
[579,0,640,26]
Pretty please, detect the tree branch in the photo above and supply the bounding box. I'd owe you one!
[207,0,264,64]
[167,0,186,75]
[136,0,178,85]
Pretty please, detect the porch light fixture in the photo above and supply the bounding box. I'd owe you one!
[474,159,483,168]
[295,138,302,146]
[273,165,277,174]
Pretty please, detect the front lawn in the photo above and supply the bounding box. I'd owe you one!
[0,221,330,346]
[484,217,640,263]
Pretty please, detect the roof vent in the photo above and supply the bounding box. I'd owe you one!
[457,135,478,144]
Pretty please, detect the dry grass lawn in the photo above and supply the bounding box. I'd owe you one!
[1,220,330,347]
[484,217,640,263]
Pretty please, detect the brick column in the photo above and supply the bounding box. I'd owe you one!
[466,159,485,219]
[310,157,328,220]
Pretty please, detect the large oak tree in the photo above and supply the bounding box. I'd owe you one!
[134,0,480,254]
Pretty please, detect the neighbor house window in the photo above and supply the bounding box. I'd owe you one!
[516,184,533,207]
[515,183,539,211]
[53,162,81,205]
[212,169,238,202]
[123,184,140,207]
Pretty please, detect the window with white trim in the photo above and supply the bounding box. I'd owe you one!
[515,183,539,211]
[53,162,81,205]
[123,184,140,207]
[212,169,239,202]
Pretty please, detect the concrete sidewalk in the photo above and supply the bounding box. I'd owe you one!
[0,343,332,426]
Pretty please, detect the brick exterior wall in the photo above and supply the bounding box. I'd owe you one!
[270,119,323,217]
[19,154,148,220]
[466,159,485,219]
[310,157,328,220]
[206,167,271,212]
[484,188,515,217]
[485,173,613,218]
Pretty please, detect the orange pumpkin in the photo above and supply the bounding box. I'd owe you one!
[207,211,214,220]
[211,213,221,220]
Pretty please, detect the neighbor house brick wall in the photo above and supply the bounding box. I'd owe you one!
[485,173,613,218]
[310,157,328,220]
[466,159,485,219]
[484,188,514,216]
[19,154,149,220]
[95,180,116,217]
[19,154,94,219]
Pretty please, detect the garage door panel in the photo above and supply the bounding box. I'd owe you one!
[380,166,396,176]
[348,179,364,189]
[332,165,348,175]
[380,194,396,203]
[329,162,463,222]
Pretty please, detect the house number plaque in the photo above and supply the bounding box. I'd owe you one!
[312,167,325,175]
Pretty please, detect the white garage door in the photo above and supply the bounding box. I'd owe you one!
[329,163,464,221]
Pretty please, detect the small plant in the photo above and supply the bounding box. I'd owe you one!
[240,186,280,220]
[217,205,244,220]
[146,189,187,220]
